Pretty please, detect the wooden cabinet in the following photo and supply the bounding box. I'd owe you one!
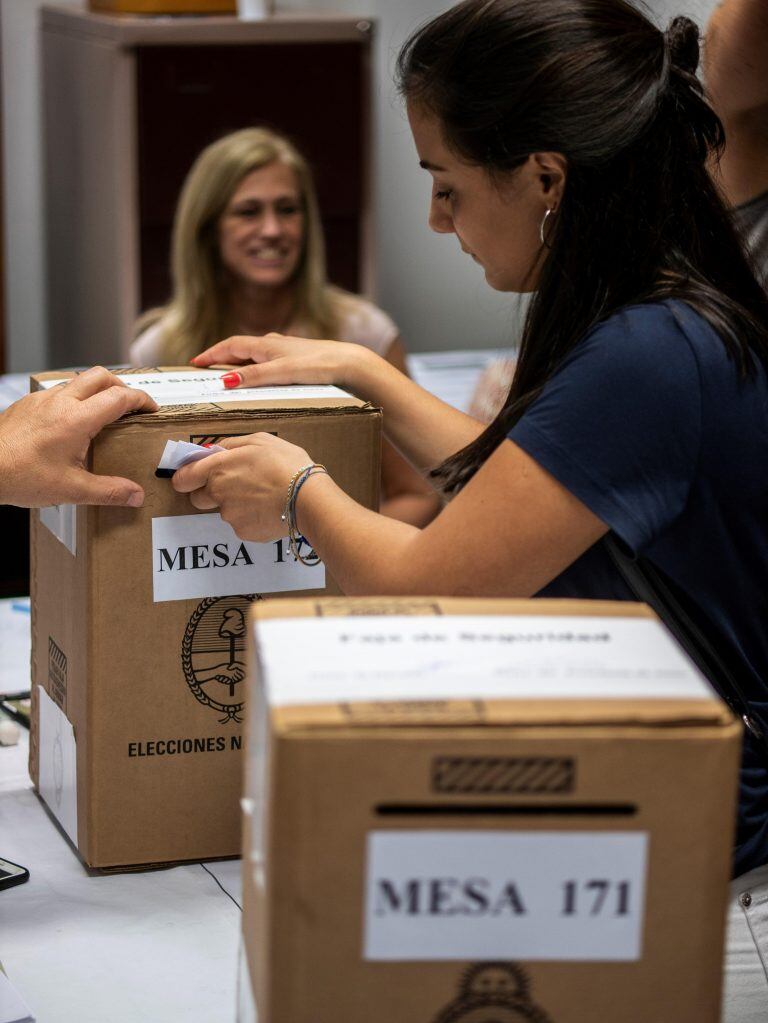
[41,6,373,366]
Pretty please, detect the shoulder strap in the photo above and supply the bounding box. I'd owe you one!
[603,534,765,748]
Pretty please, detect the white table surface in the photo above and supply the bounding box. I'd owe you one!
[0,600,244,1023]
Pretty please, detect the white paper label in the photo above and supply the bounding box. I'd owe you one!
[364,830,648,961]
[37,685,78,846]
[39,503,76,555]
[41,370,352,408]
[255,615,713,706]
[152,513,325,602]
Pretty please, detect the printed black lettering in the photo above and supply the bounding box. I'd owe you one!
[463,878,490,914]
[126,735,235,758]
[212,543,229,568]
[429,878,459,915]
[191,545,210,570]
[375,880,420,916]
[491,883,527,916]
[231,543,254,567]
[158,547,186,572]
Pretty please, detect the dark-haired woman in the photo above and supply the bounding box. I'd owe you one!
[172,3,768,1015]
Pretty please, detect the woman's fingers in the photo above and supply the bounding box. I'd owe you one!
[215,433,272,450]
[192,335,272,367]
[220,360,300,389]
[189,488,219,511]
[172,451,227,494]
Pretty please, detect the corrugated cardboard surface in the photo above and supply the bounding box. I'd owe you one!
[30,371,381,868]
[243,597,741,1022]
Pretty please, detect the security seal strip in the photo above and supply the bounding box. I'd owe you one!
[155,439,225,478]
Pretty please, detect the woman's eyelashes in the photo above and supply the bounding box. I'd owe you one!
[434,188,454,201]
[232,202,301,219]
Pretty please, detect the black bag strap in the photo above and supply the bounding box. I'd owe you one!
[603,534,766,750]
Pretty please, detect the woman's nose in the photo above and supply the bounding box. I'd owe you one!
[428,200,454,235]
[259,208,283,237]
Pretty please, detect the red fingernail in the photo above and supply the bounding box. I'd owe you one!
[201,443,213,448]
[221,372,242,389]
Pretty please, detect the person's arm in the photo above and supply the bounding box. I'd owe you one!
[171,431,606,598]
[0,367,157,507]
[704,0,768,205]
[193,334,486,474]
[378,337,442,526]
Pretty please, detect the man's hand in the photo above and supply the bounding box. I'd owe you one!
[0,366,158,508]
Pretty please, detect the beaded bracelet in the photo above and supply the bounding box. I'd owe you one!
[281,463,328,565]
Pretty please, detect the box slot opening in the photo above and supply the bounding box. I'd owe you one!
[374,803,637,817]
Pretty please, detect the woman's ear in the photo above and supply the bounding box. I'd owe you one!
[531,151,568,209]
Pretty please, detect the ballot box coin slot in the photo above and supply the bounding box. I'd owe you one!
[373,802,638,818]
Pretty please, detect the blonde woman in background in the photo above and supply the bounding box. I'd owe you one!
[131,127,439,526]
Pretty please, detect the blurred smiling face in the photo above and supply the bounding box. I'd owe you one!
[407,101,548,293]
[217,161,304,290]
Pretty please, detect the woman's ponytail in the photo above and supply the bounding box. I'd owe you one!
[661,15,724,162]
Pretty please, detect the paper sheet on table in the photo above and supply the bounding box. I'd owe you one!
[37,686,78,846]
[0,970,35,1023]
[407,349,511,413]
[40,371,352,408]
[155,439,224,477]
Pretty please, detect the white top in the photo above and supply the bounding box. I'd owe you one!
[254,614,713,707]
[129,292,400,366]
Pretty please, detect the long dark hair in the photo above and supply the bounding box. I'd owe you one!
[397,0,768,493]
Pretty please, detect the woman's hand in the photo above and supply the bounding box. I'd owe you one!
[171,432,320,542]
[191,332,373,391]
[0,367,157,508]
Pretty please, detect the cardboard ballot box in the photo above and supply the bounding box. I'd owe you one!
[29,369,381,868]
[242,597,741,1023]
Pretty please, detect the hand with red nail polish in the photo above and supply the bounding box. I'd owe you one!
[190,333,369,393]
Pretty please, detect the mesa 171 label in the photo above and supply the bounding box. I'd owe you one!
[364,830,648,961]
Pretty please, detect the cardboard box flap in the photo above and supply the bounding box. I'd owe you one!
[30,369,371,417]
[251,598,732,729]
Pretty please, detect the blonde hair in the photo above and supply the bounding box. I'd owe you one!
[136,127,341,362]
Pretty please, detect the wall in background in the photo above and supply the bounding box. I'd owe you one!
[1,0,82,373]
[1,0,720,370]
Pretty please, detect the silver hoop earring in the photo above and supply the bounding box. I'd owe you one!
[539,207,554,245]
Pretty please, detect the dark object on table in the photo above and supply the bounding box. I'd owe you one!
[0,857,30,892]
[0,506,29,597]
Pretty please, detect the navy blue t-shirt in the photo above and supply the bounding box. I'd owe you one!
[509,299,768,877]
